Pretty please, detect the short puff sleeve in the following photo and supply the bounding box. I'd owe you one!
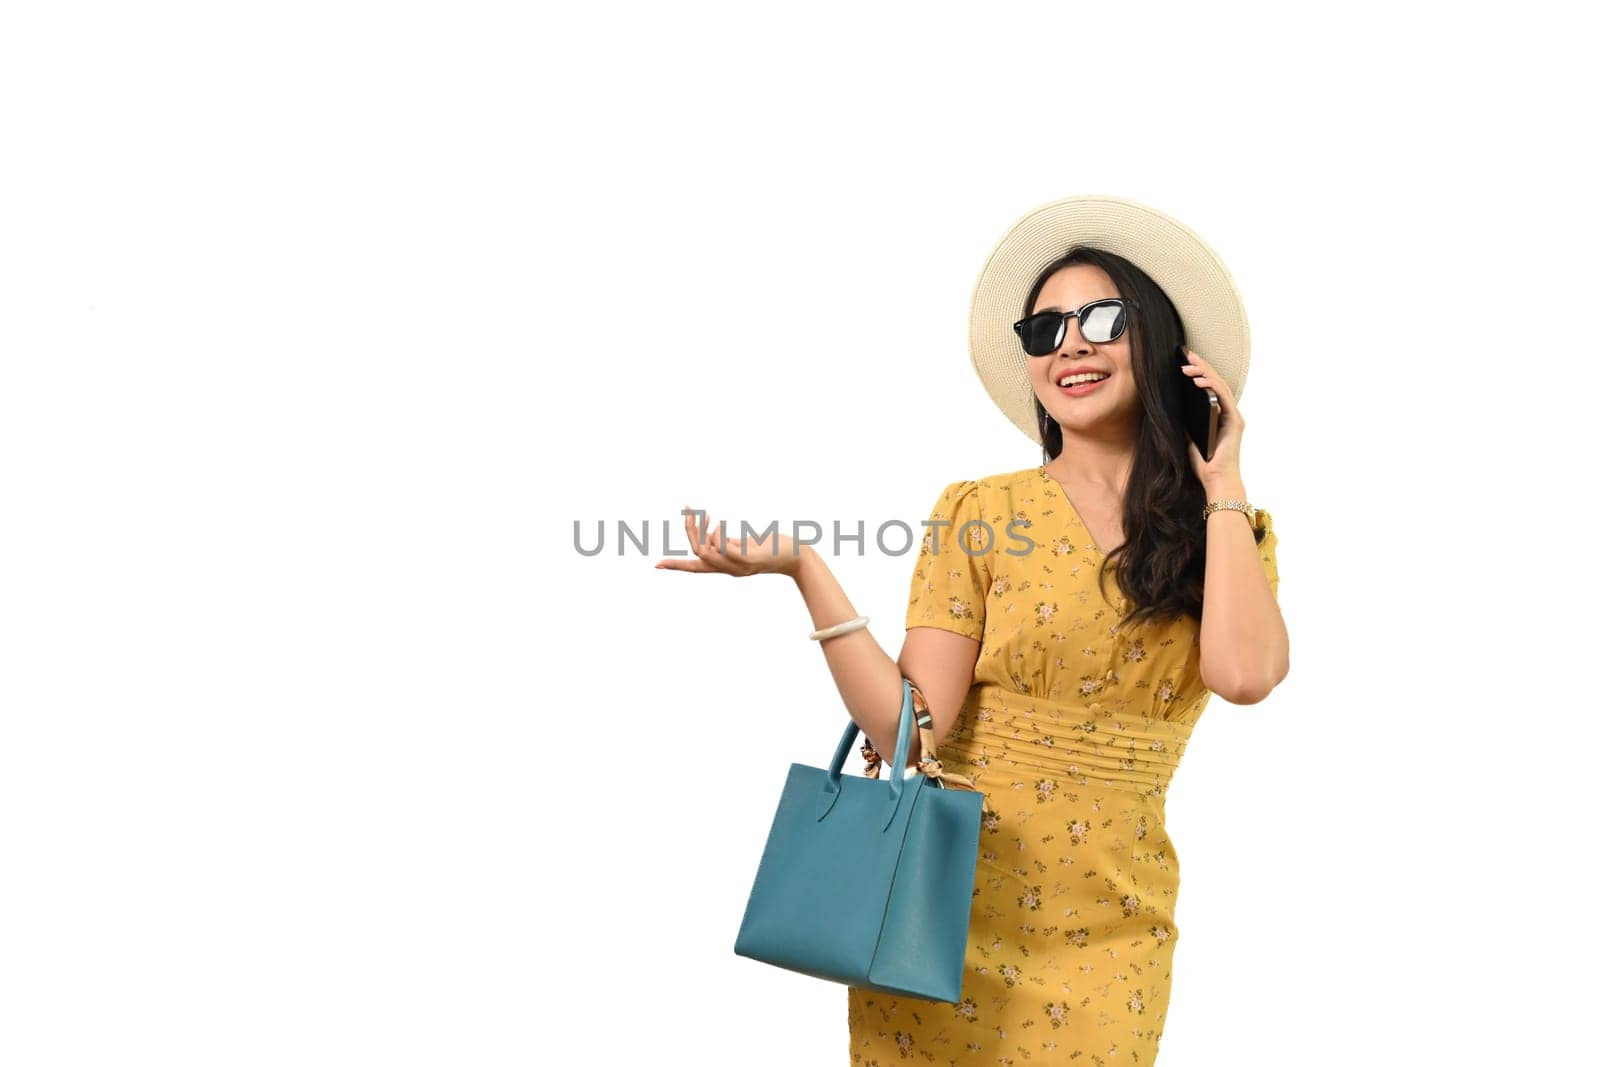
[905,479,992,641]
[1253,508,1279,601]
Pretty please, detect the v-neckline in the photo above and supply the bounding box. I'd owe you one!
[1038,465,1121,557]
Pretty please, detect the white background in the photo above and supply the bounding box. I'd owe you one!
[3,2,1595,1064]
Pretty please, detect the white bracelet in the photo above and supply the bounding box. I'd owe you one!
[810,615,870,641]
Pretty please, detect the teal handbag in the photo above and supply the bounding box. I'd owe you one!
[733,677,985,1004]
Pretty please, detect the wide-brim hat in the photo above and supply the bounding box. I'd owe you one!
[968,193,1251,446]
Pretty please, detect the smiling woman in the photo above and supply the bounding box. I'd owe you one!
[1009,245,1272,634]
[659,194,1287,1065]
[855,198,1286,1065]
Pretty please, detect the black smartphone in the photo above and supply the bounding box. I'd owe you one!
[1176,346,1220,462]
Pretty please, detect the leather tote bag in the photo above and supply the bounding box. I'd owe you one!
[733,677,985,1004]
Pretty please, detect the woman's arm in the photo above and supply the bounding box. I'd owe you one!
[657,498,982,768]
[1179,348,1289,704]
[1196,474,1289,703]
[792,545,980,767]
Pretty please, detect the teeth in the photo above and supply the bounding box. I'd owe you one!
[1059,372,1108,387]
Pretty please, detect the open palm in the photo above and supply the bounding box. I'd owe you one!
[653,504,804,578]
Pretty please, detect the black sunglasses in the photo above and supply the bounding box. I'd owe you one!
[1012,298,1138,356]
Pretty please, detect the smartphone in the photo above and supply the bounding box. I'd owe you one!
[1176,346,1220,462]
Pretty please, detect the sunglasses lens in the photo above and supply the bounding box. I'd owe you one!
[1016,314,1062,356]
[1080,301,1125,343]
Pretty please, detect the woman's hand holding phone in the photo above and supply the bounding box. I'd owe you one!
[1180,347,1247,490]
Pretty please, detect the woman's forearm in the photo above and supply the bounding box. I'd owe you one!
[1198,475,1289,701]
[791,545,905,758]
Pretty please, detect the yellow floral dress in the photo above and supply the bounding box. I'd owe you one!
[847,464,1279,1065]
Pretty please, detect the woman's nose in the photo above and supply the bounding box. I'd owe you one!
[1057,317,1092,353]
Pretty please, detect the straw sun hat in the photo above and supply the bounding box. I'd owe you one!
[968,193,1252,446]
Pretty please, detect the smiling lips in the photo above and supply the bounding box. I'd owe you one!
[1057,370,1110,395]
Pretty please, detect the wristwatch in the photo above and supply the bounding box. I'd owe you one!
[1202,499,1258,527]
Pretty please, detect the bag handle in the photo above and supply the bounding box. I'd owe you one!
[863,679,977,792]
[820,678,914,829]
[822,678,978,794]
[818,677,978,828]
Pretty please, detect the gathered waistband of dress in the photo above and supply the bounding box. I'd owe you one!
[934,684,1196,798]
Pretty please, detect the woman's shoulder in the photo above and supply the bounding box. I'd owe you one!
[978,465,1046,490]
[923,467,1043,516]
[935,465,1043,493]
[948,465,1045,504]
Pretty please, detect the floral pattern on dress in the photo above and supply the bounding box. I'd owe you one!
[849,466,1281,1064]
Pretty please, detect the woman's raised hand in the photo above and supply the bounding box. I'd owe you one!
[1180,346,1247,488]
[653,504,806,578]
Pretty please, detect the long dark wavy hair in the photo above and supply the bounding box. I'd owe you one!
[1023,246,1247,627]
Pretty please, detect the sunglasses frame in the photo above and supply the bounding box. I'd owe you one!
[1012,297,1140,356]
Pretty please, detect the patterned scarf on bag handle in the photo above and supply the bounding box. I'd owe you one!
[859,679,978,791]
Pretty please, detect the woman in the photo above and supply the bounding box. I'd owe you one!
[657,196,1288,1063]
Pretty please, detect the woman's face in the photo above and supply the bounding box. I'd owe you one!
[1026,264,1142,434]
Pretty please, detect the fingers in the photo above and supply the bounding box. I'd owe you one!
[681,502,698,552]
[654,503,783,576]
[708,519,750,575]
[712,519,736,565]
[657,504,714,572]
[670,503,741,575]
[1181,348,1220,395]
[1181,348,1243,423]
[658,508,712,572]
[655,557,714,572]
